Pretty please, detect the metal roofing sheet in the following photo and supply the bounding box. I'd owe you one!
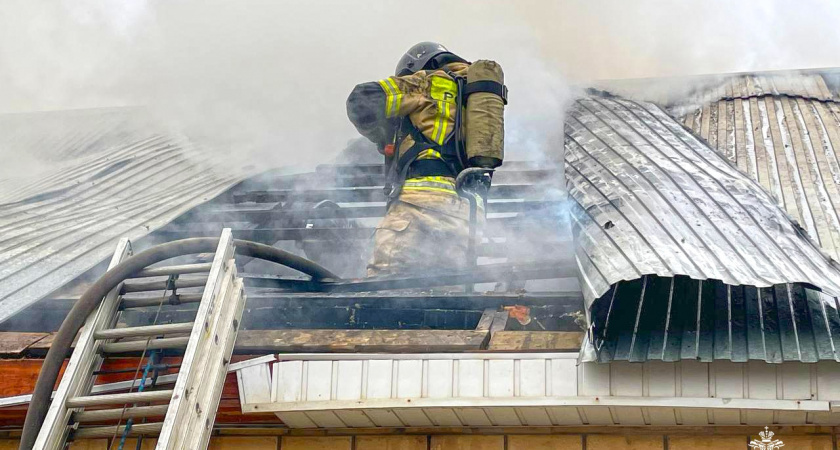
[565,95,840,303]
[593,71,837,109]
[680,90,840,262]
[590,275,840,363]
[0,108,247,323]
[566,95,840,363]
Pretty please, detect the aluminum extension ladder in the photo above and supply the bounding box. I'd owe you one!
[33,229,246,450]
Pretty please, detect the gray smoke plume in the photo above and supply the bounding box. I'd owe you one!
[2,0,839,330]
[4,0,838,177]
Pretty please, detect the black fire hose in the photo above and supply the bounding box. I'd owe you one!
[20,238,338,450]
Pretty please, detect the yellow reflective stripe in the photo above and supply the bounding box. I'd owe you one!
[431,100,452,145]
[378,79,395,118]
[403,180,458,192]
[430,76,457,102]
[428,75,457,145]
[405,176,455,185]
[402,186,458,195]
[417,149,442,160]
[438,101,450,145]
[386,78,403,115]
[431,100,443,142]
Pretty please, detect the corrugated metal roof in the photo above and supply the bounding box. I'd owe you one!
[675,73,837,107]
[565,95,840,363]
[591,275,840,363]
[679,80,840,261]
[593,71,838,110]
[0,108,247,323]
[565,95,840,301]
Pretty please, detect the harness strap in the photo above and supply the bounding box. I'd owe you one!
[384,136,437,202]
[463,80,508,105]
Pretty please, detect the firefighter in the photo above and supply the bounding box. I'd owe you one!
[347,42,506,277]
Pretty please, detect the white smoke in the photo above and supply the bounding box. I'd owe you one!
[2,0,840,176]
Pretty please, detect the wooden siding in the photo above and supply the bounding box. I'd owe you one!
[0,433,836,449]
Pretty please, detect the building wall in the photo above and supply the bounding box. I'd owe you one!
[0,432,832,450]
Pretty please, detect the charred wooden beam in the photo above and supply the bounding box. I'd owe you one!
[233,329,489,353]
[231,184,561,204]
[174,200,563,224]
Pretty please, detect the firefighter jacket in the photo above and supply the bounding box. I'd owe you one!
[346,61,469,165]
[347,62,480,276]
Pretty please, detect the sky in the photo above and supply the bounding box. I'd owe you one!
[2,0,840,172]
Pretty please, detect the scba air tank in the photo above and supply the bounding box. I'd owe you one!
[464,60,506,167]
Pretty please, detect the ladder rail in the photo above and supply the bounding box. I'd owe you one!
[34,229,246,450]
[33,238,132,450]
[157,228,245,450]
[179,277,245,450]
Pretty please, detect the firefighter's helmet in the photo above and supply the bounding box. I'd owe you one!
[395,42,466,76]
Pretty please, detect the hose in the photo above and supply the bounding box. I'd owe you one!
[453,75,467,171]
[20,237,338,450]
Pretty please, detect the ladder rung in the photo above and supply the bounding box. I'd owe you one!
[73,422,163,439]
[134,263,213,278]
[100,337,190,354]
[74,405,170,423]
[94,322,194,340]
[121,293,203,309]
[66,390,173,408]
[121,277,208,294]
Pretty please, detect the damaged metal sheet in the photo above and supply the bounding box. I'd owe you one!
[680,84,840,262]
[566,95,840,362]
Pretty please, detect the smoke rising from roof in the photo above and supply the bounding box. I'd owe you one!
[1,0,839,174]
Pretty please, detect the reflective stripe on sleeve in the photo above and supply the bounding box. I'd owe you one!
[378,78,403,118]
[378,79,394,117]
[386,78,403,115]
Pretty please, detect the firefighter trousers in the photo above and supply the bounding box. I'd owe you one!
[367,188,482,277]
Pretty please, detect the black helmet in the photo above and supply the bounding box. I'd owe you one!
[395,42,466,76]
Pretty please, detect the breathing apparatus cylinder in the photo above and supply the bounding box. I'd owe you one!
[464,60,506,168]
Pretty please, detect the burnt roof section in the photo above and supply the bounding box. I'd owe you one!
[2,159,585,334]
